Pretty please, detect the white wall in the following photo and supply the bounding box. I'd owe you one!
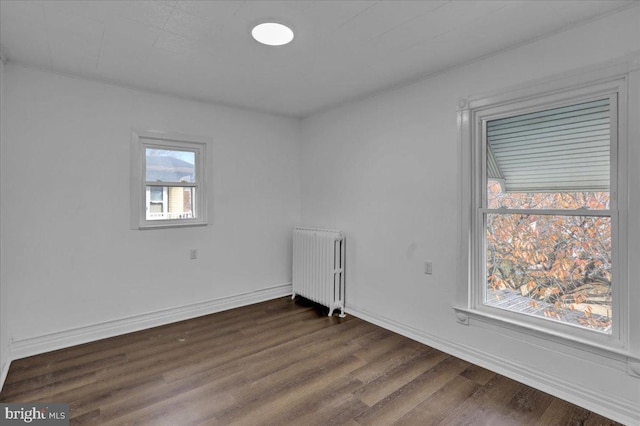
[0,65,301,357]
[1,5,638,421]
[0,55,9,387]
[301,7,640,425]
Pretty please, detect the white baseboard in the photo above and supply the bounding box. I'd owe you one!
[346,304,639,426]
[10,283,292,362]
[0,359,10,392]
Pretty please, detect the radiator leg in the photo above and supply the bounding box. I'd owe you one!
[328,307,334,317]
[291,292,296,300]
[339,307,346,318]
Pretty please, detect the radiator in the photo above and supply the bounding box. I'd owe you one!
[292,227,345,317]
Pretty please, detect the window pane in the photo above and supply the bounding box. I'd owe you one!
[487,182,610,210]
[486,213,611,333]
[146,186,195,221]
[149,186,163,202]
[145,148,196,183]
[487,98,610,209]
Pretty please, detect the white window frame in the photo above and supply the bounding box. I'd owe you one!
[455,59,640,372]
[131,130,209,229]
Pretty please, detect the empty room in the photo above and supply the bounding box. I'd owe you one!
[0,0,639,424]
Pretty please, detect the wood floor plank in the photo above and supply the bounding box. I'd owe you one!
[459,364,497,386]
[52,310,327,405]
[0,297,624,425]
[293,392,369,426]
[215,355,367,426]
[584,412,624,426]
[5,303,255,382]
[351,343,432,384]
[163,313,370,384]
[0,353,126,401]
[226,344,364,406]
[354,349,449,407]
[395,375,480,425]
[438,374,527,426]
[536,398,591,425]
[352,333,408,363]
[68,374,168,420]
[98,372,243,425]
[504,385,555,425]
[353,356,471,425]
[6,349,128,386]
[0,369,102,403]
[253,375,364,426]
[238,321,373,383]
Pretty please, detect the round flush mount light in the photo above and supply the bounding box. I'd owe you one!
[251,22,294,46]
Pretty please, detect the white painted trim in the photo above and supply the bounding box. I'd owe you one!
[346,304,640,426]
[10,283,292,361]
[130,129,211,230]
[453,306,638,363]
[464,52,640,112]
[0,359,10,392]
[458,58,636,358]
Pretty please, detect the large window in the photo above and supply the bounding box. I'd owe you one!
[484,98,614,333]
[131,130,208,229]
[456,72,631,355]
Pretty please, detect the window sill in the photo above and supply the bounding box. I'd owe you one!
[137,220,208,230]
[453,306,640,377]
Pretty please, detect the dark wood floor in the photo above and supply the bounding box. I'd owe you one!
[0,297,621,425]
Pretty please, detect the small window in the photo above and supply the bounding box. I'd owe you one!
[131,130,208,229]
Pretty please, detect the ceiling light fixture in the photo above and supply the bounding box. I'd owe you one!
[251,22,294,46]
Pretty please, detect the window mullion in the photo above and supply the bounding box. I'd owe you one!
[481,208,612,217]
[145,182,199,188]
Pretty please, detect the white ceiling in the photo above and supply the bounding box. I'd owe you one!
[0,0,637,118]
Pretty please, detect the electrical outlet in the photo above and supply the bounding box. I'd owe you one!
[189,249,198,260]
[424,261,433,275]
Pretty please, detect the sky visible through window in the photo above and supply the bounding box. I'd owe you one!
[146,148,195,164]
